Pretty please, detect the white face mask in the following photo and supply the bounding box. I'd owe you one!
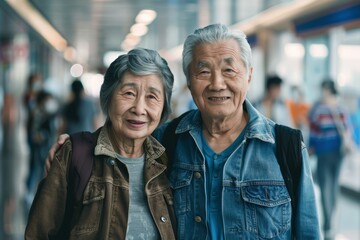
[44,98,58,114]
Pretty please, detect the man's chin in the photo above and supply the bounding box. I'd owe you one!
[206,109,232,119]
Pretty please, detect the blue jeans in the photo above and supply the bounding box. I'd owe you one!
[316,150,343,232]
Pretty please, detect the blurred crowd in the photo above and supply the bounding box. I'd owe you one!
[21,72,104,212]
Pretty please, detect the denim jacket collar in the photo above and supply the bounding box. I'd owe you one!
[175,99,275,144]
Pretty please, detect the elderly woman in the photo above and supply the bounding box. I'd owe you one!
[25,48,176,239]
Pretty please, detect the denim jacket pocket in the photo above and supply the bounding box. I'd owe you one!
[71,181,105,236]
[169,168,193,214]
[241,181,291,239]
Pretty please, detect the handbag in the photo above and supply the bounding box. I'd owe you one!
[329,107,356,155]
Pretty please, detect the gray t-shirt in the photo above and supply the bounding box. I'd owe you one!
[117,154,159,240]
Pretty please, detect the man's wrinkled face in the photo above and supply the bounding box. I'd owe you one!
[188,39,252,120]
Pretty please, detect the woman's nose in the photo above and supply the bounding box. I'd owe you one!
[132,96,146,115]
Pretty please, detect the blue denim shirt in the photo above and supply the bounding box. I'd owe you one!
[153,99,321,240]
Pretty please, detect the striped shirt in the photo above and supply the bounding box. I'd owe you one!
[308,102,349,155]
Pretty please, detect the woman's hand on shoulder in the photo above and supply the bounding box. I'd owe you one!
[44,134,70,176]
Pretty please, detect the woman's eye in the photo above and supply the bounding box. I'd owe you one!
[124,91,135,96]
[148,94,158,100]
[200,70,210,75]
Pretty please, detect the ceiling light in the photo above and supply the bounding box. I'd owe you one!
[6,0,68,52]
[338,45,360,60]
[310,44,328,58]
[284,43,305,58]
[124,33,141,46]
[121,42,132,52]
[130,23,148,36]
[63,47,77,62]
[70,63,84,78]
[135,9,157,25]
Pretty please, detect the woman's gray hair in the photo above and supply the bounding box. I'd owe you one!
[100,48,174,124]
[182,23,252,84]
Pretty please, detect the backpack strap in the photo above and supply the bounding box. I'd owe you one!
[275,124,303,239]
[69,130,98,202]
[58,130,99,238]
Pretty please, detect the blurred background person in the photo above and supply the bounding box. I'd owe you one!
[23,73,43,182]
[59,78,100,134]
[308,79,354,240]
[254,75,294,127]
[24,89,59,212]
[286,85,310,141]
[22,72,44,211]
[23,72,43,138]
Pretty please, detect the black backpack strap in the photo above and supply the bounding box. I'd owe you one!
[275,124,303,239]
[58,130,98,239]
[69,130,98,202]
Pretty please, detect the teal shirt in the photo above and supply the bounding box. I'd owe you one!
[201,128,246,239]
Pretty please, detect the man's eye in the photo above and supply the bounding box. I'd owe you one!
[224,69,236,76]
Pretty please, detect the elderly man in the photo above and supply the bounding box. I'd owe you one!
[46,24,321,239]
[154,23,320,239]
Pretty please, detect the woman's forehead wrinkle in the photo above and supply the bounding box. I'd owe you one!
[120,82,138,88]
[149,86,162,94]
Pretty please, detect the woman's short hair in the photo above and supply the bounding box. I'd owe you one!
[100,48,174,124]
[182,23,252,85]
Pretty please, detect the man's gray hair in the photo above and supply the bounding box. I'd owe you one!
[100,48,174,125]
[182,23,253,84]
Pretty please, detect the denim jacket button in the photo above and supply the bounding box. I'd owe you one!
[195,216,202,222]
[195,172,201,178]
[160,216,167,222]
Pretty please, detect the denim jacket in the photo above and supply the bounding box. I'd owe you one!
[153,99,321,240]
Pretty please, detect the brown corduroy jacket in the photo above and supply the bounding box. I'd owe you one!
[25,126,176,239]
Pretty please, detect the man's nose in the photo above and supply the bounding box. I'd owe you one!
[209,71,226,90]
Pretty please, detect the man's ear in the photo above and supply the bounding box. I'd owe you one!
[247,67,253,84]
